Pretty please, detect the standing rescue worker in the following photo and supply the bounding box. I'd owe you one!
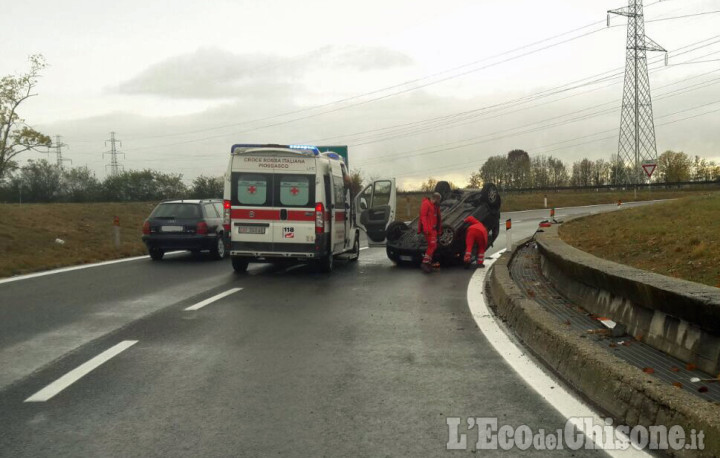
[463,215,488,268]
[418,192,442,273]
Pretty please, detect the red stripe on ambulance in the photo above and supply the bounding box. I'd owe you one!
[230,209,315,222]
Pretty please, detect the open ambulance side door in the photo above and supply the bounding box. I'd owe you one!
[354,178,396,243]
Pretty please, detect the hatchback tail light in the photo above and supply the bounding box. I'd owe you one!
[196,221,208,235]
[223,199,231,233]
[142,221,150,235]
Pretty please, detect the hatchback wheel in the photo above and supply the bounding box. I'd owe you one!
[211,235,227,260]
[149,248,164,261]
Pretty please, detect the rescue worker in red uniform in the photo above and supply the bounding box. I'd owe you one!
[463,215,488,268]
[418,192,442,273]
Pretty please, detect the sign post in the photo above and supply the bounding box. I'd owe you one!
[642,160,657,197]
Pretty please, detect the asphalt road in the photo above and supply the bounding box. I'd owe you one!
[0,202,655,457]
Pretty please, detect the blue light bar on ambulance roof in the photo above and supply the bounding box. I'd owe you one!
[230,143,319,155]
[288,144,320,155]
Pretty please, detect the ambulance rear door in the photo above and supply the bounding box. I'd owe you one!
[272,171,317,251]
[230,171,275,250]
[354,179,396,243]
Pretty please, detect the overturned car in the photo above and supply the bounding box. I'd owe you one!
[385,182,501,265]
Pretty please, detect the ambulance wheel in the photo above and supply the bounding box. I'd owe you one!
[149,248,164,261]
[232,257,249,273]
[211,234,228,260]
[349,234,360,262]
[318,253,334,273]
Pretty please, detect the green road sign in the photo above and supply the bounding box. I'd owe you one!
[317,145,349,167]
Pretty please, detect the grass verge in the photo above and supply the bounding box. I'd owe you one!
[0,202,155,278]
[395,188,715,220]
[1,188,718,280]
[559,192,720,287]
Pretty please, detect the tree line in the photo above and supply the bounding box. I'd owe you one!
[460,149,720,191]
[0,159,224,203]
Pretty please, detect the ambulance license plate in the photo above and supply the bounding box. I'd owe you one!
[238,226,265,235]
[161,226,184,232]
[399,255,413,262]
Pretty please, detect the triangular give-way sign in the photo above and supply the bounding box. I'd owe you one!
[642,163,657,178]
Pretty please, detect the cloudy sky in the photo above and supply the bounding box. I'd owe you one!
[2,0,719,188]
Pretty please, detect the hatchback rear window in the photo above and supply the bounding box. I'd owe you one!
[151,203,201,219]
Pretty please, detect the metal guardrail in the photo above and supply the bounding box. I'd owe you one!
[398,180,720,195]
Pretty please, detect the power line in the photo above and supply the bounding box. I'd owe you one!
[350,54,720,168]
[117,26,615,154]
[307,35,720,149]
[388,100,720,180]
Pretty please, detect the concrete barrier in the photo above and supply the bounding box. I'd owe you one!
[536,224,720,376]
[486,244,720,457]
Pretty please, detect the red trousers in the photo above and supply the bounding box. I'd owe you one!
[465,224,488,264]
[423,230,438,263]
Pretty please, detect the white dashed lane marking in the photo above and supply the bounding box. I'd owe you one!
[25,340,138,403]
[184,288,243,311]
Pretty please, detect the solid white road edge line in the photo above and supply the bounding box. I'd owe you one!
[467,251,649,457]
[184,288,243,311]
[0,251,184,286]
[24,340,138,403]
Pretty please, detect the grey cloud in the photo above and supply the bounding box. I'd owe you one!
[113,47,292,100]
[113,45,414,100]
[314,45,415,71]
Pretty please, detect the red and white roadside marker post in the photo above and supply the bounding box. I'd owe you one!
[505,219,512,252]
[113,216,121,249]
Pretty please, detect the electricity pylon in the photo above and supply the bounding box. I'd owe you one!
[103,131,125,176]
[44,135,71,168]
[608,0,667,186]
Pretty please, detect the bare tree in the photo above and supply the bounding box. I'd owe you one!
[0,55,52,181]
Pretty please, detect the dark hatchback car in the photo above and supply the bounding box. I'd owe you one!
[142,199,228,261]
[385,182,501,266]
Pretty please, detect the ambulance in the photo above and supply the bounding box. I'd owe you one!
[222,144,396,273]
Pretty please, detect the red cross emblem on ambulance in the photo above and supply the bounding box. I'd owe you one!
[248,185,257,194]
[290,187,299,196]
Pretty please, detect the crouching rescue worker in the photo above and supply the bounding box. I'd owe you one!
[418,192,442,273]
[463,215,488,268]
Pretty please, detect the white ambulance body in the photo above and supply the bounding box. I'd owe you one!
[222,144,396,273]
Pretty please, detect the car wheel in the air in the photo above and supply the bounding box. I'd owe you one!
[386,221,409,242]
[434,181,452,200]
[481,183,501,210]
